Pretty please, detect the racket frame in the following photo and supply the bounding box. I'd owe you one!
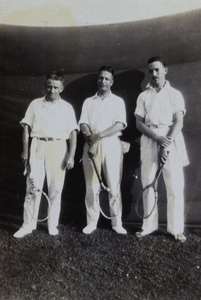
[88,151,119,219]
[27,186,51,222]
[135,161,164,219]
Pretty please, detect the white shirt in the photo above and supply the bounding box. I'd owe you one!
[135,81,189,166]
[79,92,127,136]
[134,81,186,126]
[20,97,78,139]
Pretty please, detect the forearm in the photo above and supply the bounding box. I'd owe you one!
[21,125,30,160]
[22,125,30,150]
[82,122,125,145]
[80,123,92,139]
[136,118,158,141]
[167,118,183,140]
[68,130,77,158]
[136,113,183,148]
[62,131,77,170]
[99,122,124,139]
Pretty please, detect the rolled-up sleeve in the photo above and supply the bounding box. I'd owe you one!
[68,105,79,134]
[172,90,186,116]
[20,101,34,128]
[114,97,127,128]
[134,94,146,119]
[79,100,89,126]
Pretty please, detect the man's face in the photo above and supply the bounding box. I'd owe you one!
[45,79,64,101]
[148,61,167,88]
[97,71,113,93]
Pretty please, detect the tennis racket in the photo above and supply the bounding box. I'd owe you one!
[24,164,52,223]
[88,151,119,219]
[27,183,51,222]
[135,159,166,219]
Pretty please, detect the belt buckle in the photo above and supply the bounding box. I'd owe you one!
[39,137,59,141]
[48,138,58,141]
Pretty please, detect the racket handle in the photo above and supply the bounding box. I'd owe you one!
[101,183,111,192]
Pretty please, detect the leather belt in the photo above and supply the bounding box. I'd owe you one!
[148,125,171,129]
[38,137,61,141]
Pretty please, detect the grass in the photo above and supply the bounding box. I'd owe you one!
[0,214,201,300]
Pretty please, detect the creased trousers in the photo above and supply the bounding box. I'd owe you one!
[22,138,67,230]
[140,127,185,235]
[82,136,124,227]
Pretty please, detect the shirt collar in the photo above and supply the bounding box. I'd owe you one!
[146,80,170,91]
[43,96,61,103]
[93,91,112,100]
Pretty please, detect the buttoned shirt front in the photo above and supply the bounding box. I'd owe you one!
[79,92,127,136]
[20,97,78,139]
[134,81,186,126]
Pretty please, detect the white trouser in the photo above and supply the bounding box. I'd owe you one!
[22,138,67,230]
[140,127,185,235]
[82,136,124,227]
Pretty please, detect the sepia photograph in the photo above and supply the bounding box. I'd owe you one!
[0,0,201,299]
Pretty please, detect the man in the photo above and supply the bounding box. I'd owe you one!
[134,57,189,242]
[79,66,128,235]
[13,71,78,238]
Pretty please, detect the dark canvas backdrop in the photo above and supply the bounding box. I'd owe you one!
[0,9,201,226]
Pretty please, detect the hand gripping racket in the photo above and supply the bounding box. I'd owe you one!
[135,153,169,219]
[88,151,119,219]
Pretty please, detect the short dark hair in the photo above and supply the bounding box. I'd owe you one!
[46,70,65,84]
[98,66,114,77]
[147,57,167,68]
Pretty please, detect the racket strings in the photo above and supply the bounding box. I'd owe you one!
[26,179,51,223]
[88,153,120,220]
[97,190,120,220]
[136,187,158,219]
[135,163,164,219]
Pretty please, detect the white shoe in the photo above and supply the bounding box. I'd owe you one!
[174,233,186,243]
[135,230,155,238]
[49,227,59,236]
[82,224,96,234]
[112,226,127,235]
[13,228,32,238]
